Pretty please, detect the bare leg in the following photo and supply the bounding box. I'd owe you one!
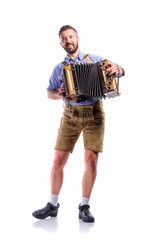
[82,149,99,198]
[50,150,70,195]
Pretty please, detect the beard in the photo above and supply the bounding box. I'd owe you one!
[63,42,79,54]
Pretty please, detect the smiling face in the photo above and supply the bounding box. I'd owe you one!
[59,29,80,54]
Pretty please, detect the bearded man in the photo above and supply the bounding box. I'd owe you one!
[32,25,124,223]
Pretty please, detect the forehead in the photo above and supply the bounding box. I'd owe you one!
[60,29,77,38]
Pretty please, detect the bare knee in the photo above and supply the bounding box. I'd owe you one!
[85,150,99,172]
[53,159,65,170]
[52,151,70,170]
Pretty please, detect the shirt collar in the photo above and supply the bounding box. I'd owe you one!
[64,51,85,63]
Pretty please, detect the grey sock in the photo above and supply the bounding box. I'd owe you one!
[50,194,59,206]
[81,197,90,206]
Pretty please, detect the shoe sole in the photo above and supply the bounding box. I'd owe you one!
[79,214,95,223]
[32,212,57,219]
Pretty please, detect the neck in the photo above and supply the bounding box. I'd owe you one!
[67,48,80,61]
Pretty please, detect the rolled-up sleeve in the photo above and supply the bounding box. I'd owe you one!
[47,63,63,91]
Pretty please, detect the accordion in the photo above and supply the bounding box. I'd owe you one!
[62,60,120,101]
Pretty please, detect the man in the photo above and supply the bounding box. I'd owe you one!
[32,25,124,223]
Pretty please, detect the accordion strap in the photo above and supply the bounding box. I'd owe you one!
[85,54,91,63]
[62,60,68,65]
[79,54,91,63]
[62,54,91,65]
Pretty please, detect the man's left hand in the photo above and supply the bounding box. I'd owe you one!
[107,63,123,76]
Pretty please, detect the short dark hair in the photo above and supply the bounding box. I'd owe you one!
[59,25,78,37]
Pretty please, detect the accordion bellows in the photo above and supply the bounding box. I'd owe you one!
[62,60,120,100]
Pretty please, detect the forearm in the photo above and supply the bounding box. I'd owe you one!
[117,66,124,77]
[47,90,63,100]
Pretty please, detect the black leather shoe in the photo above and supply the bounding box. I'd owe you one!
[32,202,60,219]
[79,204,95,223]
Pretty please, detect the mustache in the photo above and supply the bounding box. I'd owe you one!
[66,43,74,47]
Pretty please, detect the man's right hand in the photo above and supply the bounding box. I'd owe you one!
[47,85,66,100]
[57,84,66,98]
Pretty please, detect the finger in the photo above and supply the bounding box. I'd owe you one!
[60,86,66,91]
[109,70,118,76]
[107,62,114,67]
[106,64,115,72]
[61,86,66,90]
[109,68,119,76]
[110,65,117,70]
[60,88,66,94]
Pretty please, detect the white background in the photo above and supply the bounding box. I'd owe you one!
[0,0,159,239]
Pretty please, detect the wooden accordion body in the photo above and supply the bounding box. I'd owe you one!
[62,60,120,100]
